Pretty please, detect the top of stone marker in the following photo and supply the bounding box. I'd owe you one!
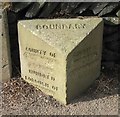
[18,18,103,56]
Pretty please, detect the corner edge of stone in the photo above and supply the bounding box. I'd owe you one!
[17,20,28,28]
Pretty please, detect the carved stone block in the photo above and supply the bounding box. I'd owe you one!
[18,18,103,104]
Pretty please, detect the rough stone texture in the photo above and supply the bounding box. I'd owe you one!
[116,10,120,17]
[11,2,32,13]
[103,17,120,25]
[60,2,80,14]
[1,9,12,82]
[25,2,45,18]
[89,3,108,15]
[74,3,92,14]
[39,3,59,18]
[18,18,103,104]
[98,3,119,16]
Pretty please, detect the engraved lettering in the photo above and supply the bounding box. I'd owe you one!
[26,47,47,56]
[49,24,55,29]
[51,76,55,81]
[25,76,50,88]
[52,86,58,91]
[28,62,53,71]
[29,69,56,81]
[69,24,74,29]
[43,51,46,55]
[49,52,56,58]
[36,23,86,30]
[25,47,56,59]
[55,24,61,29]
[62,24,68,29]
[24,76,58,92]
[43,24,48,29]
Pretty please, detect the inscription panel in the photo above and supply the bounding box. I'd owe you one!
[22,46,65,95]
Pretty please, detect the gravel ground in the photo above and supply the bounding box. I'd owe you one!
[1,65,119,116]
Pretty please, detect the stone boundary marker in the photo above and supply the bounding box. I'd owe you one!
[18,18,103,104]
[0,7,12,82]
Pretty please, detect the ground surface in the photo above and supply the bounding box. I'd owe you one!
[1,65,119,115]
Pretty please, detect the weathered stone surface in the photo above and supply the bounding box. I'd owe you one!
[60,2,80,14]
[98,3,119,16]
[39,3,59,18]
[103,17,120,25]
[0,8,2,83]
[1,9,12,82]
[74,3,92,14]
[116,10,120,17]
[11,2,32,13]
[89,3,108,15]
[18,18,103,104]
[25,2,45,18]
